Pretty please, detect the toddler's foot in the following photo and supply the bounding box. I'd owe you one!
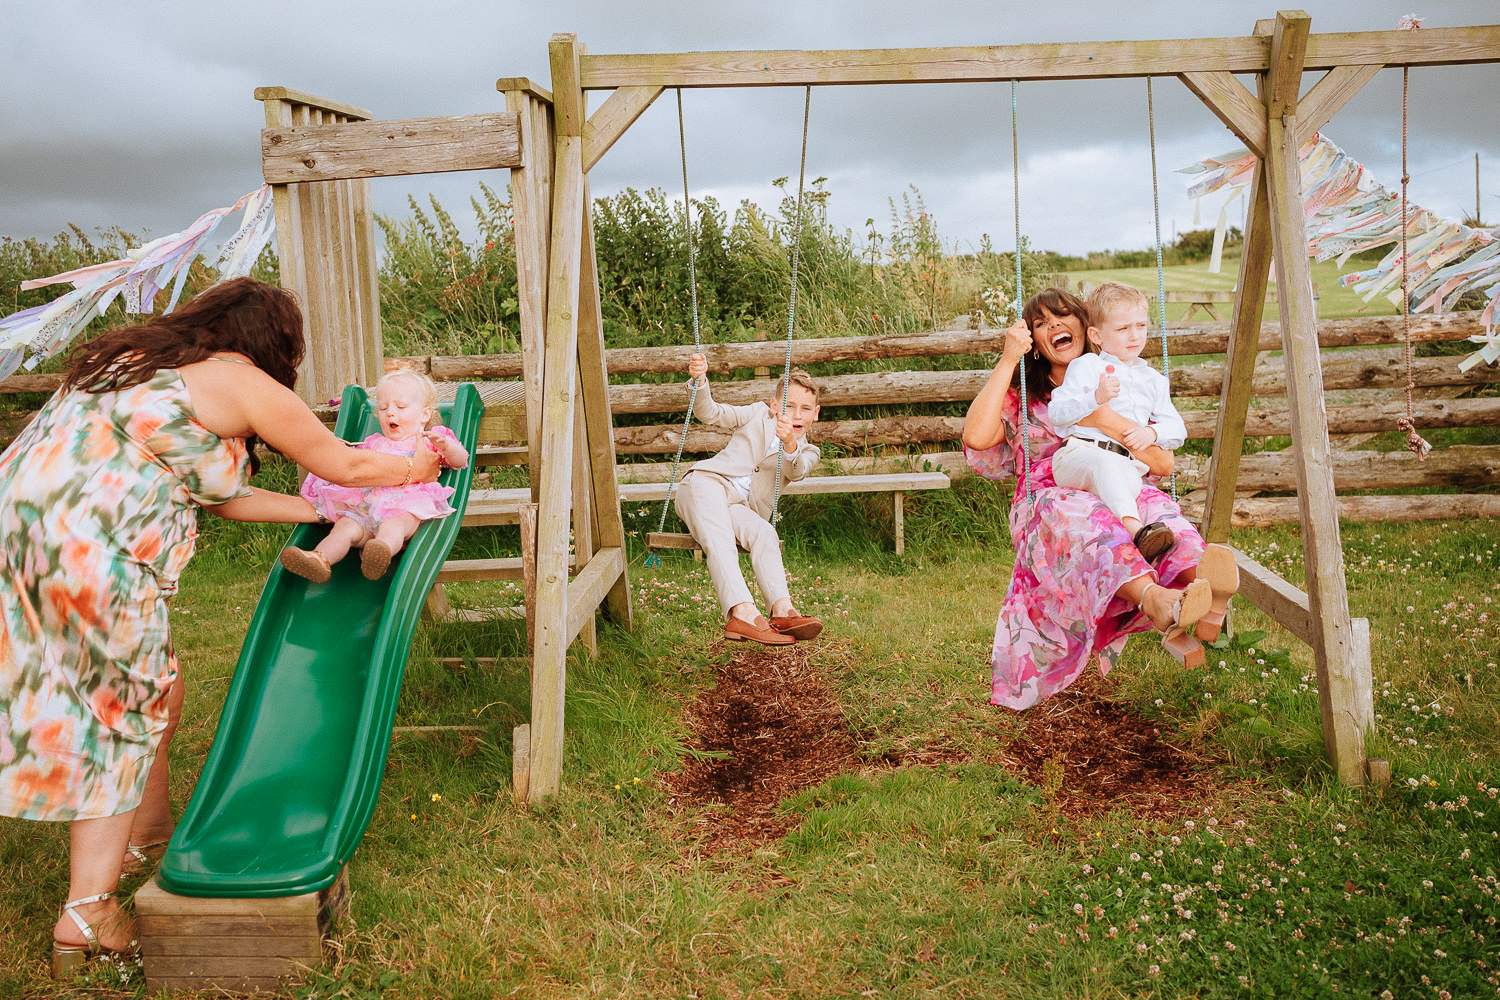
[1132,521,1174,563]
[361,540,393,580]
[281,547,331,584]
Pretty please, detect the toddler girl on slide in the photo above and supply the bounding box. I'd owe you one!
[282,370,469,582]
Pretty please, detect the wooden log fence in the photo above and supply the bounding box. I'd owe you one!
[1,313,1494,518]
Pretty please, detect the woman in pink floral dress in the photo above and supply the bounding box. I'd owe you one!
[963,287,1234,711]
[0,278,441,974]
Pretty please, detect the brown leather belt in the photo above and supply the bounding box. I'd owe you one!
[1072,436,1132,459]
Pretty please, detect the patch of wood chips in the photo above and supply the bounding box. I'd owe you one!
[997,669,1230,821]
[666,645,1234,852]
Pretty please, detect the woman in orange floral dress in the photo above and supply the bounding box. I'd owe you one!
[0,278,440,974]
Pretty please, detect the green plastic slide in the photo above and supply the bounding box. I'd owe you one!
[156,383,482,898]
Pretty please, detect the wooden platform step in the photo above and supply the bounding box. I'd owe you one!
[137,870,349,993]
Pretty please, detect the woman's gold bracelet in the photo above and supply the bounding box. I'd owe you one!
[401,452,415,487]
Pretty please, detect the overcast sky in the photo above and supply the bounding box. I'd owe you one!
[4,1,1498,259]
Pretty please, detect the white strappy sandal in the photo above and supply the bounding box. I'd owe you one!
[52,891,140,978]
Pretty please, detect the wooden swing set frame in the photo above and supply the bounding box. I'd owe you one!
[256,11,1500,798]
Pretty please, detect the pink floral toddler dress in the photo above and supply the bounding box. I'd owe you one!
[300,427,460,534]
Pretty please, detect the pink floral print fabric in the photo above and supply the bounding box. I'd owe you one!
[966,390,1205,710]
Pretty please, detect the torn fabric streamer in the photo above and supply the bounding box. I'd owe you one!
[1181,133,1500,371]
[0,186,275,380]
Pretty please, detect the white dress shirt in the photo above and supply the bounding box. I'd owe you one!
[1047,350,1187,450]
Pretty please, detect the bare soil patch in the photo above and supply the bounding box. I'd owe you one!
[996,669,1231,821]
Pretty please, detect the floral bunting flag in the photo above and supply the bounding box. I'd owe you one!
[1181,134,1499,371]
[0,186,275,381]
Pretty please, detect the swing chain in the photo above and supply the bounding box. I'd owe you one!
[1013,79,1033,509]
[651,90,705,560]
[770,85,812,525]
[1147,76,1178,499]
[1398,66,1431,461]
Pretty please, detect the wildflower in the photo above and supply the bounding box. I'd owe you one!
[430,793,441,802]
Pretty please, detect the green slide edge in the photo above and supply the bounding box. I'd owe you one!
[156,382,482,898]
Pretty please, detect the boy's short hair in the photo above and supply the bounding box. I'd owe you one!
[1086,281,1149,327]
[774,369,819,402]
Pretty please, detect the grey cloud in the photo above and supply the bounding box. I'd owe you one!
[4,0,1498,257]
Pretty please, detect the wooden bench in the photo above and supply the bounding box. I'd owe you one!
[461,471,950,555]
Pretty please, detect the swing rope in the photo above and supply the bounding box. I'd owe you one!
[1146,76,1178,500]
[648,90,704,563]
[1012,78,1033,509]
[770,85,813,525]
[1397,65,1431,460]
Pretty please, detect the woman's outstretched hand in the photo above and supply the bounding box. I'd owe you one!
[411,444,441,483]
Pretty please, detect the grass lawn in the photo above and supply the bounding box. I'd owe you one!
[3,471,1498,999]
[1061,250,1402,324]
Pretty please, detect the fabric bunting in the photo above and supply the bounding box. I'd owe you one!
[0,186,275,381]
[1181,133,1500,371]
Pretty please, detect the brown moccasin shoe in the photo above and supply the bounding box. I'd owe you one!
[1132,521,1174,564]
[768,614,823,641]
[361,540,393,580]
[724,614,795,645]
[281,546,331,584]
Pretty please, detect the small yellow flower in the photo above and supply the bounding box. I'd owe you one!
[614,784,621,790]
[430,793,441,802]
[632,777,641,784]
[410,814,417,820]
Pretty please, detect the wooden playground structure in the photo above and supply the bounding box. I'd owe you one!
[129,11,1500,989]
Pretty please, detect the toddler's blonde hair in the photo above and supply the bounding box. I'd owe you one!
[376,369,440,423]
[1086,281,1150,328]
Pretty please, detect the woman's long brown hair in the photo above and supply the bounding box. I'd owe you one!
[1017,286,1090,403]
[62,277,306,475]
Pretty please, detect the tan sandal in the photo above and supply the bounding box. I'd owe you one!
[1193,543,1241,643]
[280,546,332,584]
[52,891,140,978]
[1144,581,1211,668]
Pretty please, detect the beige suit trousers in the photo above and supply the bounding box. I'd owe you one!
[674,470,790,616]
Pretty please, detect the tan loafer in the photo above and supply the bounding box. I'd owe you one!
[769,614,823,641]
[724,614,795,645]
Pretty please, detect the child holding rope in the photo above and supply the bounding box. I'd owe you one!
[281,370,469,582]
[673,353,824,646]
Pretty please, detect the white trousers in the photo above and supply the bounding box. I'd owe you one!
[1051,437,1150,524]
[673,470,790,615]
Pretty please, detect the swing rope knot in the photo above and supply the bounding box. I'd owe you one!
[1396,416,1432,461]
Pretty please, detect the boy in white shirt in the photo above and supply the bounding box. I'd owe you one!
[672,352,824,646]
[1047,282,1187,562]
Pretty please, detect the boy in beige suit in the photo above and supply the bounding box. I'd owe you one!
[674,352,824,645]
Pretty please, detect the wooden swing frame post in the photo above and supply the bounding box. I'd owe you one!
[549,12,1499,786]
[251,14,1500,803]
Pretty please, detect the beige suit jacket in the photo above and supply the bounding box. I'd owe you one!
[685,377,820,520]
